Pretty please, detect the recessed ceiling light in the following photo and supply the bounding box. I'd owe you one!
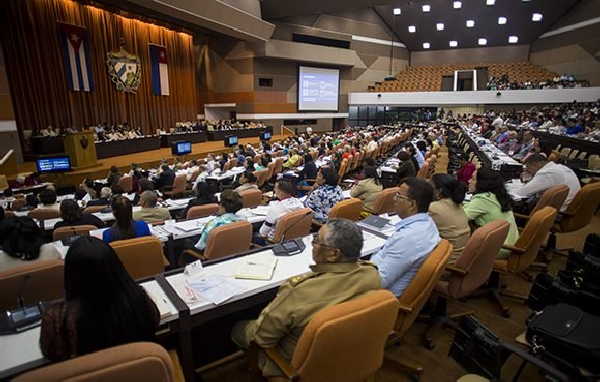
[532,13,543,22]
[422,4,431,12]
[408,25,416,33]
[466,19,475,27]
[486,0,495,5]
[436,23,445,31]
[423,42,431,49]
[478,38,487,45]
[508,35,519,43]
[393,8,401,15]
[453,1,462,9]
[498,17,507,24]
[449,40,458,47]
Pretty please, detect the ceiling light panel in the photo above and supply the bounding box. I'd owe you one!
[393,8,401,15]
[408,25,416,33]
[449,40,458,47]
[422,4,431,12]
[423,42,431,49]
[498,16,507,24]
[532,13,543,21]
[436,23,445,31]
[478,38,487,45]
[508,35,519,43]
[466,19,475,27]
[453,1,462,9]
[486,0,495,5]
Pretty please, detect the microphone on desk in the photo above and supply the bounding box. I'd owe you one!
[272,210,312,257]
[0,274,43,335]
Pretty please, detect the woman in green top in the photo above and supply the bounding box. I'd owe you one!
[463,168,519,258]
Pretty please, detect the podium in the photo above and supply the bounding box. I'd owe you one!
[64,132,97,169]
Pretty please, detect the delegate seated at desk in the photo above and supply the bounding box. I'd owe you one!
[102,196,151,243]
[258,180,304,242]
[132,191,171,224]
[517,154,581,212]
[193,190,243,251]
[54,199,104,230]
[40,237,159,361]
[231,219,381,377]
[371,178,441,296]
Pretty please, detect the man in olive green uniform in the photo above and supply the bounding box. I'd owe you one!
[231,219,381,377]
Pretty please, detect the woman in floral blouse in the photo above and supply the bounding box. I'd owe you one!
[304,167,344,223]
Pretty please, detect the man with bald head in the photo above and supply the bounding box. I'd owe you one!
[132,191,171,223]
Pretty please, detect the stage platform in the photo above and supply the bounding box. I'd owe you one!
[18,133,290,189]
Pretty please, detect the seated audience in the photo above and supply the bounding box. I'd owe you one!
[406,143,423,169]
[456,154,476,185]
[428,174,470,263]
[463,168,519,258]
[102,196,151,243]
[132,179,155,206]
[54,199,104,230]
[193,190,243,251]
[350,165,383,214]
[106,166,121,188]
[235,171,259,193]
[38,189,60,210]
[395,151,417,180]
[517,154,581,211]
[132,191,171,224]
[283,149,300,168]
[40,236,159,361]
[154,164,176,190]
[259,180,304,242]
[304,167,344,223]
[185,182,218,214]
[371,178,441,296]
[298,154,318,181]
[231,219,380,378]
[86,187,111,207]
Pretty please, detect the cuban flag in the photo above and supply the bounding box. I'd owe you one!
[59,23,94,92]
[149,44,170,96]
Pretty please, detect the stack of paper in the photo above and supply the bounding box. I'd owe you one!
[187,275,244,305]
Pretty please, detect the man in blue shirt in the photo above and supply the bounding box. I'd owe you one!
[371,177,440,296]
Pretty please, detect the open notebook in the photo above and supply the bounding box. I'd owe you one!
[234,253,278,280]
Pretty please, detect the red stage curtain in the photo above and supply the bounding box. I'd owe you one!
[0,0,200,148]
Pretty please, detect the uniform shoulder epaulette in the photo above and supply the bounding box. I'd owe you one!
[288,272,314,287]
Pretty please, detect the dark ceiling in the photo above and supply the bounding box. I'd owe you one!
[376,0,580,50]
[261,0,581,51]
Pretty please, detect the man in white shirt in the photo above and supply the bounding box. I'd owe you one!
[518,154,581,211]
[492,115,504,129]
[306,126,313,135]
[366,139,378,152]
[259,180,304,242]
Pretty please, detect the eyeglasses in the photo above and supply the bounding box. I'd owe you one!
[394,192,412,202]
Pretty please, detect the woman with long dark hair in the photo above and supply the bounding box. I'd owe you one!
[350,165,383,214]
[102,196,150,243]
[429,174,470,263]
[40,236,159,361]
[463,168,519,258]
[304,167,344,223]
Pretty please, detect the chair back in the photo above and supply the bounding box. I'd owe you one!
[371,187,399,215]
[254,169,269,187]
[327,198,363,221]
[445,220,509,299]
[204,221,253,260]
[337,159,349,183]
[291,290,399,382]
[110,237,165,280]
[170,174,187,194]
[531,184,569,215]
[14,342,175,382]
[0,259,64,311]
[557,183,600,233]
[395,240,452,335]
[52,225,97,241]
[186,203,219,219]
[118,176,133,193]
[271,208,313,242]
[506,207,557,273]
[83,206,106,214]
[28,208,60,220]
[238,188,263,209]
[588,154,600,170]
[417,160,431,179]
